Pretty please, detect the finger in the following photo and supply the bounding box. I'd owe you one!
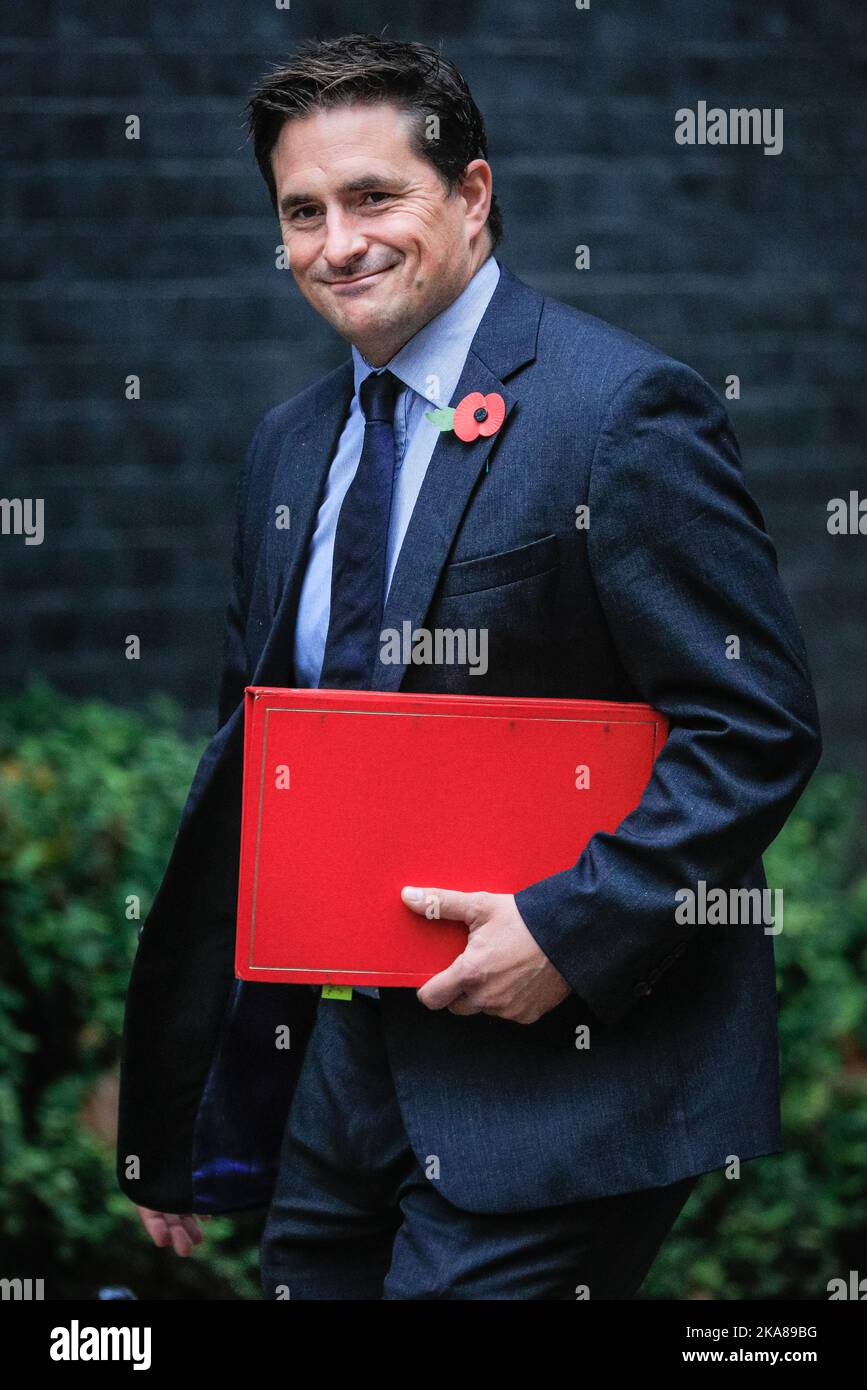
[166,1216,195,1258]
[417,954,472,1010]
[447,992,484,1016]
[401,886,482,923]
[137,1208,171,1248]
[171,1228,194,1257]
[179,1215,204,1245]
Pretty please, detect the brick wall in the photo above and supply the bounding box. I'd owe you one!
[2,1,863,765]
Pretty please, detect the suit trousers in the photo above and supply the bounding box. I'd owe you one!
[259,992,698,1300]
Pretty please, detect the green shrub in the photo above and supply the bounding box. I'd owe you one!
[0,682,864,1298]
[0,681,259,1298]
[646,770,867,1299]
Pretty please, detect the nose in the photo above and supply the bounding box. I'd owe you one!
[321,207,367,273]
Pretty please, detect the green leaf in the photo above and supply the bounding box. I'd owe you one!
[424,407,455,431]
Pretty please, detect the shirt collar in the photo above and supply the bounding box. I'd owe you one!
[351,255,501,408]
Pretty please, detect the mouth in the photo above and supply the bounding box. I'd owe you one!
[325,266,393,295]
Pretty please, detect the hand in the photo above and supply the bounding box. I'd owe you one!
[401,885,571,1024]
[135,1205,211,1256]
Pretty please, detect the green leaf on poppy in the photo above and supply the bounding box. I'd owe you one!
[424,407,455,431]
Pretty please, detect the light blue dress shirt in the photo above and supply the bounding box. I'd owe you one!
[292,254,501,998]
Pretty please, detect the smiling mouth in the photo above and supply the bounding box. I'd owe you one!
[326,267,392,292]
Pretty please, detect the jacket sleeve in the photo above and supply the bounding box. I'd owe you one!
[215,412,269,731]
[513,358,822,1028]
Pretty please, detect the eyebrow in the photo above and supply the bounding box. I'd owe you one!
[278,175,403,215]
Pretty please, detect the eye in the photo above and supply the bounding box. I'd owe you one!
[361,191,392,206]
[289,205,321,223]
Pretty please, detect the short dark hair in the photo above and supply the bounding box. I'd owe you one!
[245,32,503,249]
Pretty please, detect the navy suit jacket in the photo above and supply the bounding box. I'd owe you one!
[116,262,822,1216]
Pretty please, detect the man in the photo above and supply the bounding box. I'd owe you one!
[118,33,822,1299]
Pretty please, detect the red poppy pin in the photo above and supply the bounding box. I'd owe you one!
[425,391,506,441]
[425,391,506,474]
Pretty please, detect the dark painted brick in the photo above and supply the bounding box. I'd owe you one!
[1,0,863,773]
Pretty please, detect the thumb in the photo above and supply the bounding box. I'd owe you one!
[401,886,488,925]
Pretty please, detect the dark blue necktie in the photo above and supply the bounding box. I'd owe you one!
[318,369,400,689]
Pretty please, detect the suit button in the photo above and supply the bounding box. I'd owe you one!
[633,980,653,998]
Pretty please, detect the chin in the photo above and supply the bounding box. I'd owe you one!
[340,306,380,334]
[350,301,395,329]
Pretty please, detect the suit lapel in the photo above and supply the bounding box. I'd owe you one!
[372,263,544,692]
[371,349,514,693]
[252,361,354,686]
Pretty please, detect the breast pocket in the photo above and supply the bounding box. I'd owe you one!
[416,533,561,697]
[439,532,560,598]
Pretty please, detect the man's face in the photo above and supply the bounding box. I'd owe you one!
[270,102,492,364]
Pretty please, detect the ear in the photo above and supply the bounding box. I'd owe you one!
[459,159,493,242]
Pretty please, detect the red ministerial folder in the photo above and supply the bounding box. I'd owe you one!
[235,688,668,988]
